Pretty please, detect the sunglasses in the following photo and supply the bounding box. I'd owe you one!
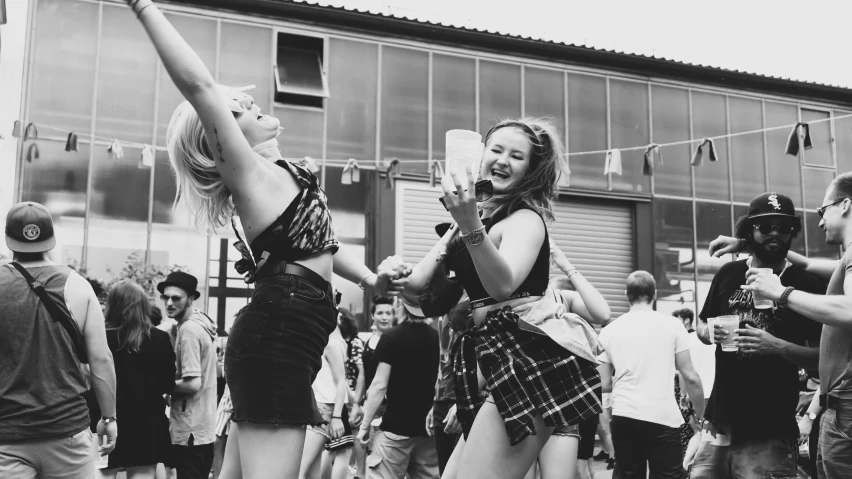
[817,198,847,218]
[752,222,793,235]
[439,179,494,210]
[160,294,187,303]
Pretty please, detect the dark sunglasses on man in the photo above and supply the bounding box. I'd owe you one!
[752,221,794,236]
[439,179,494,210]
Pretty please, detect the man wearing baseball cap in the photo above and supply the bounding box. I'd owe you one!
[689,193,826,479]
[0,202,118,477]
[158,271,218,479]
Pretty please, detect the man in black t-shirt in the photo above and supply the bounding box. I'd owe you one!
[690,193,825,479]
[357,302,440,479]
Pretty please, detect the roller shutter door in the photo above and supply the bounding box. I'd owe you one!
[397,182,635,317]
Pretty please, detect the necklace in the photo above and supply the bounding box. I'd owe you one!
[746,257,791,279]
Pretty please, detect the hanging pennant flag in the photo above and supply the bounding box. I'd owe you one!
[26,143,39,163]
[691,138,718,167]
[341,158,360,185]
[139,144,155,168]
[429,159,445,188]
[23,123,38,141]
[11,120,21,138]
[785,122,813,156]
[603,149,622,176]
[643,143,662,176]
[385,158,401,190]
[65,132,79,152]
[299,156,320,173]
[1,0,7,25]
[108,139,124,160]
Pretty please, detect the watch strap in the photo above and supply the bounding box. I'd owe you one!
[101,416,117,424]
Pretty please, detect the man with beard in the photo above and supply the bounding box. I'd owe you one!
[690,192,825,479]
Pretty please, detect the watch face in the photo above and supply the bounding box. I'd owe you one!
[809,412,818,420]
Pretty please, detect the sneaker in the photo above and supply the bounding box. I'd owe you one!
[606,458,615,470]
[593,451,610,461]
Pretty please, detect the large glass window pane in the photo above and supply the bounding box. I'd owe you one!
[729,97,765,203]
[90,146,151,222]
[150,224,211,313]
[274,107,323,159]
[153,150,178,224]
[86,218,149,281]
[805,212,840,259]
[834,110,852,174]
[803,168,834,210]
[524,67,565,137]
[765,102,801,201]
[651,86,691,197]
[801,109,833,167]
[692,92,729,200]
[219,22,272,110]
[95,4,157,144]
[28,0,98,133]
[381,47,428,174]
[155,14,218,146]
[610,80,650,193]
[479,61,521,134]
[695,202,732,312]
[566,73,607,191]
[432,55,476,164]
[654,198,696,316]
[327,40,377,163]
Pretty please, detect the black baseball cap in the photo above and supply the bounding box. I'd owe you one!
[5,202,56,253]
[746,192,798,220]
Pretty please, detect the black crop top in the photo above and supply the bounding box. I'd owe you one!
[232,159,339,282]
[446,206,550,309]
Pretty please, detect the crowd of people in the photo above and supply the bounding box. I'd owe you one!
[2,1,852,479]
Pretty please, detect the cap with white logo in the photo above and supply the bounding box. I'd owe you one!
[5,202,56,253]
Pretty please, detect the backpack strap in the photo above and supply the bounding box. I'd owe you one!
[10,262,88,363]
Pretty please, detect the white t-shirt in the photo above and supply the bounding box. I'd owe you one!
[312,335,347,404]
[688,330,716,397]
[598,310,691,428]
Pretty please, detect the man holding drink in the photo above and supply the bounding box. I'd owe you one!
[690,192,825,479]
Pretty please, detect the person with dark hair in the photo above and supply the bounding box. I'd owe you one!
[379,118,605,479]
[673,308,695,332]
[101,280,176,479]
[598,270,705,479]
[691,192,825,479]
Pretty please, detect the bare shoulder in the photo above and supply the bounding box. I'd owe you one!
[64,270,96,329]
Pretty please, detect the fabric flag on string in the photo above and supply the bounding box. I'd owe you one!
[140,145,155,168]
[0,0,7,25]
[299,156,320,173]
[26,143,39,163]
[11,120,21,138]
[341,158,360,184]
[386,158,401,190]
[691,138,718,167]
[23,123,38,141]
[429,160,445,188]
[107,140,124,160]
[785,122,813,156]
[643,144,662,176]
[65,132,79,152]
[603,149,622,176]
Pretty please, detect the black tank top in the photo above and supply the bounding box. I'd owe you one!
[447,206,550,309]
[362,334,379,389]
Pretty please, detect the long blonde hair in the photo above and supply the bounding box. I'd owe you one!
[166,100,281,230]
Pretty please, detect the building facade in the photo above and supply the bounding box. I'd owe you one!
[3,0,851,331]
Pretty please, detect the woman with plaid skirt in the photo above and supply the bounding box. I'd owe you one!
[379,118,604,479]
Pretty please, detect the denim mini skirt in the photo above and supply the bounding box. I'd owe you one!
[225,267,337,426]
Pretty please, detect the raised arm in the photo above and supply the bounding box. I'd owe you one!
[550,239,611,325]
[129,1,261,189]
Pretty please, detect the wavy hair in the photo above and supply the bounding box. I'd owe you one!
[167,99,282,230]
[337,307,359,340]
[483,117,565,223]
[104,280,153,353]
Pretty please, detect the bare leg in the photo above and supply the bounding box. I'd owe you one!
[330,449,352,479]
[213,434,228,478]
[441,434,466,479]
[125,465,158,479]
[320,450,332,479]
[98,469,119,479]
[299,428,328,479]
[353,436,367,478]
[223,422,306,479]
[523,461,538,479]
[456,401,554,479]
[539,435,578,479]
[218,424,242,479]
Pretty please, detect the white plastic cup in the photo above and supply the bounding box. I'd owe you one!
[444,130,483,188]
[707,317,716,343]
[750,267,776,309]
[715,315,741,352]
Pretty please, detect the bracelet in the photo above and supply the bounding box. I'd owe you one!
[460,226,486,247]
[101,416,117,424]
[331,416,342,420]
[128,0,154,15]
[778,286,795,309]
[567,269,580,279]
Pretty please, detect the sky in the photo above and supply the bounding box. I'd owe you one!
[302,0,852,89]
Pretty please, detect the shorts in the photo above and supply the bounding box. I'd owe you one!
[0,429,94,479]
[225,269,338,427]
[309,403,354,452]
[577,416,600,459]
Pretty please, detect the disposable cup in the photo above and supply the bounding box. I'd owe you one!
[750,268,776,309]
[445,130,483,188]
[715,315,740,352]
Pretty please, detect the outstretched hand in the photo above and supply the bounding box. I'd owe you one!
[441,167,483,234]
[369,269,407,297]
[709,236,744,258]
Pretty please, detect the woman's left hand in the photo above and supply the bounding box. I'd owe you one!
[441,167,483,234]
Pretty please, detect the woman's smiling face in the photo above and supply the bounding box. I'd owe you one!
[479,127,533,193]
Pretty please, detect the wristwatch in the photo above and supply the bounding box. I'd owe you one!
[808,412,818,420]
[101,416,117,424]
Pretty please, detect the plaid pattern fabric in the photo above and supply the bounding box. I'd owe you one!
[345,337,364,391]
[452,306,602,446]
